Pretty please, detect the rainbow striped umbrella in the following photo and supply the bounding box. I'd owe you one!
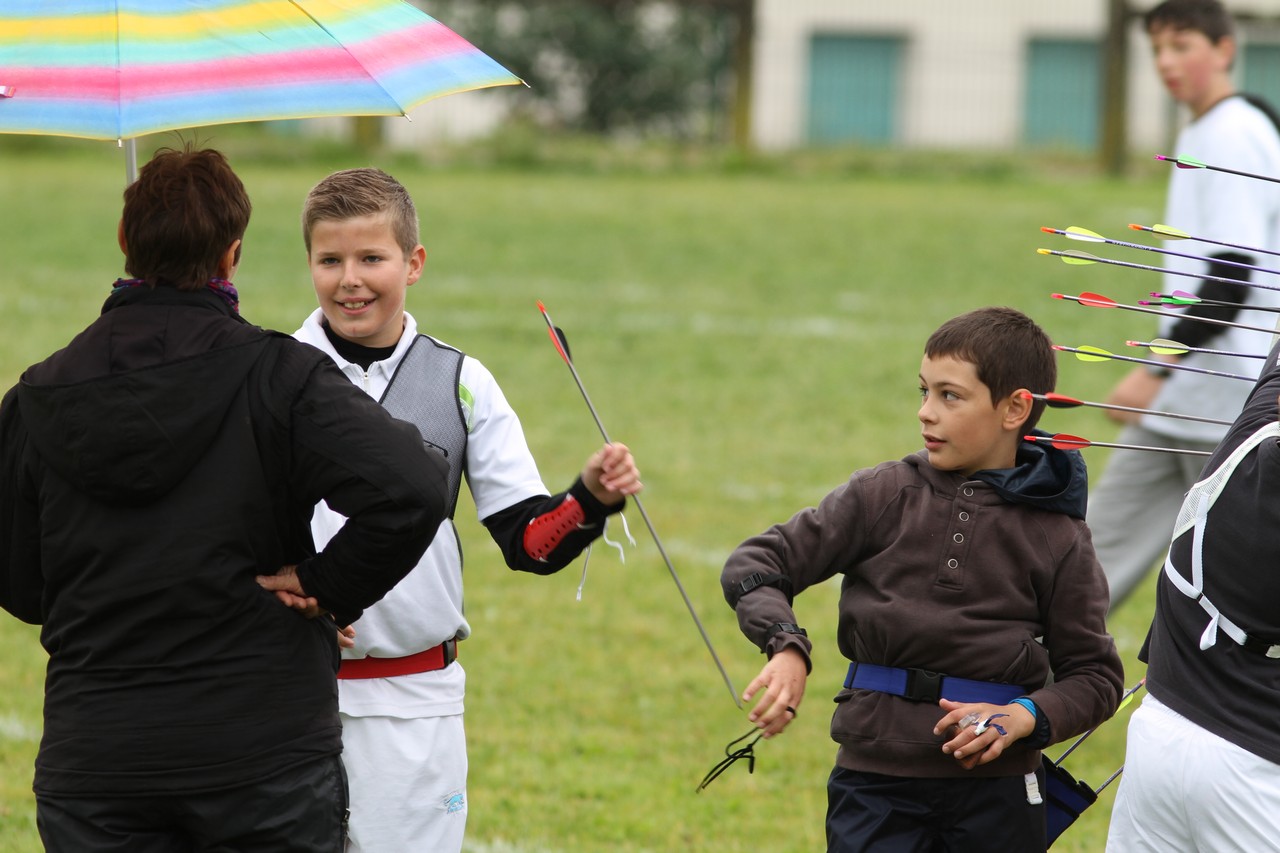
[0,0,522,142]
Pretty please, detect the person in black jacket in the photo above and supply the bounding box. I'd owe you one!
[0,146,450,852]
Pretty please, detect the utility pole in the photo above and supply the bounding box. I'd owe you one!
[730,0,755,153]
[1100,0,1131,176]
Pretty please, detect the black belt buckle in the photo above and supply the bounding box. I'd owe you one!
[442,639,458,666]
[904,668,943,703]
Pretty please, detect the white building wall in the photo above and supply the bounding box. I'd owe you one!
[755,0,1280,152]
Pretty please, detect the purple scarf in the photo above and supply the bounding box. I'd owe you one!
[111,277,240,314]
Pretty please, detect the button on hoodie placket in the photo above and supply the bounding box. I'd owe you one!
[939,485,977,587]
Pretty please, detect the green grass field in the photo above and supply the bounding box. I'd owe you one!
[0,133,1170,851]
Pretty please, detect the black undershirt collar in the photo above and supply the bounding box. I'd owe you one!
[322,322,398,370]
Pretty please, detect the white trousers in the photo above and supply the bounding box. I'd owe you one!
[342,713,468,853]
[1106,695,1280,852]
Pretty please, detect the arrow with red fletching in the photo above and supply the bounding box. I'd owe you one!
[1050,291,1280,334]
[1021,392,1231,426]
[1024,433,1211,456]
[536,300,742,709]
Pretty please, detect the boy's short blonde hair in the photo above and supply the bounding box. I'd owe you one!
[924,307,1056,431]
[302,168,420,255]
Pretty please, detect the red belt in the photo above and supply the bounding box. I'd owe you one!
[337,640,458,679]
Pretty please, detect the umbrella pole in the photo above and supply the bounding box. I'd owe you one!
[124,138,138,185]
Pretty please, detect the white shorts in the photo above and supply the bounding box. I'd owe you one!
[341,713,468,853]
[1106,694,1280,852]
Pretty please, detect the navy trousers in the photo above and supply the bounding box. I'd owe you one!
[36,754,349,853]
[827,765,1047,853]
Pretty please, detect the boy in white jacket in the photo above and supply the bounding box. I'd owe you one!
[295,167,642,853]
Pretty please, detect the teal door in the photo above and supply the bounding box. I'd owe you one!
[1243,43,1280,117]
[1024,39,1100,149]
[807,34,902,145]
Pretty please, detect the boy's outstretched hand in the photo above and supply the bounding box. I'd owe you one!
[933,698,1036,770]
[581,442,643,505]
[743,646,807,738]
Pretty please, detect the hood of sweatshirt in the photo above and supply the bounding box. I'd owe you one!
[904,428,1088,519]
[16,286,267,505]
[970,428,1089,519]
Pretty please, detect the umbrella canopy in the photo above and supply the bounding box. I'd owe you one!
[0,0,521,141]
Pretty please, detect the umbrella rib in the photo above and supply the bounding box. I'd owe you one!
[287,0,407,117]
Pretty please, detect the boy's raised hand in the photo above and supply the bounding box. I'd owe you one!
[581,442,643,505]
[933,698,1036,770]
[743,646,807,738]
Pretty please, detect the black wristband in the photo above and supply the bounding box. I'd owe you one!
[765,622,807,642]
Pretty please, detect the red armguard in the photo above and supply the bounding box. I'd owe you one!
[523,494,586,561]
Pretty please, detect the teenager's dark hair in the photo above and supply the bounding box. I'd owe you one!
[1145,0,1234,42]
[924,307,1056,430]
[121,146,252,291]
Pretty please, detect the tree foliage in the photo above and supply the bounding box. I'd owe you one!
[425,0,735,136]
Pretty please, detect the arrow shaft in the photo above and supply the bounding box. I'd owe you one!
[1156,154,1280,184]
[1053,345,1253,381]
[1148,294,1280,315]
[1027,393,1231,426]
[1127,338,1266,359]
[1192,160,1280,186]
[537,302,742,709]
[1132,223,1280,260]
[1025,435,1212,456]
[1052,228,1280,278]
[1053,679,1146,768]
[1053,292,1280,335]
[1044,247,1280,295]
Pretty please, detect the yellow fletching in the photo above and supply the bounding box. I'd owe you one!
[1151,223,1190,239]
[1148,338,1189,355]
[1064,226,1105,243]
[1074,345,1112,362]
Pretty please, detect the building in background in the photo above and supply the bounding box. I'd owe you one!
[753,0,1280,152]
[308,1,1280,157]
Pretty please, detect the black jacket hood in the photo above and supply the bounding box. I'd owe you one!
[971,428,1089,519]
[16,286,266,505]
[904,428,1089,519]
